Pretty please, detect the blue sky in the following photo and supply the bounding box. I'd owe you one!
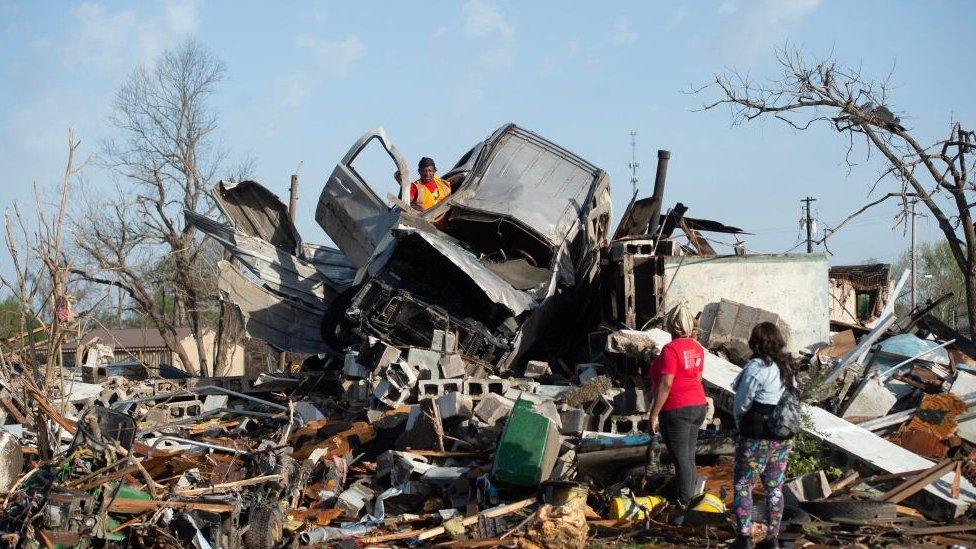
[1,0,974,274]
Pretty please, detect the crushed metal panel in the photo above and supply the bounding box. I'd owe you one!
[302,243,358,284]
[215,180,302,255]
[217,260,333,354]
[187,211,349,305]
[449,125,602,247]
[647,328,976,520]
[379,225,537,316]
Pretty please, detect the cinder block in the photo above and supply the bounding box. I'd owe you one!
[386,360,420,390]
[336,480,374,519]
[609,415,647,434]
[343,351,370,378]
[502,388,550,405]
[436,392,474,420]
[418,379,463,398]
[431,330,458,353]
[534,385,574,400]
[784,470,832,508]
[407,348,442,380]
[464,379,511,400]
[524,360,551,378]
[359,340,402,372]
[473,393,515,426]
[532,399,562,430]
[586,394,614,429]
[613,388,649,414]
[439,354,466,379]
[373,379,410,407]
[559,408,590,435]
[577,363,602,383]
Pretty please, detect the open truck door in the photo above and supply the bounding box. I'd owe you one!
[315,127,410,268]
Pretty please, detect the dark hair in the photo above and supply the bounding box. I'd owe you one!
[748,322,795,387]
[418,157,436,170]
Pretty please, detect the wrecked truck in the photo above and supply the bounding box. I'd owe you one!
[190,124,611,371]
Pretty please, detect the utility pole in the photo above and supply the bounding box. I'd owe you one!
[802,197,817,253]
[628,130,640,196]
[278,173,299,372]
[910,199,917,311]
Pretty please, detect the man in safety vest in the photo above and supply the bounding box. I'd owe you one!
[409,157,451,211]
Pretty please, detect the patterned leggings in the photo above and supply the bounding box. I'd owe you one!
[732,437,792,537]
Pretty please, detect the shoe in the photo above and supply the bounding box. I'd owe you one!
[730,535,754,549]
[756,537,780,549]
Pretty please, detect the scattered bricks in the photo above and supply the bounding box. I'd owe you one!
[464,379,511,401]
[439,354,466,379]
[524,360,551,379]
[559,408,590,436]
[512,379,541,392]
[335,480,375,519]
[343,351,370,379]
[609,415,647,435]
[613,388,649,414]
[431,330,458,353]
[473,393,515,426]
[406,348,442,380]
[359,340,402,372]
[418,379,463,398]
[436,392,474,420]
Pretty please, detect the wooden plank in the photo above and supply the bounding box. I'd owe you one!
[881,459,957,503]
[107,498,235,514]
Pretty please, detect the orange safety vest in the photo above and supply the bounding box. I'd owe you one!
[411,177,451,211]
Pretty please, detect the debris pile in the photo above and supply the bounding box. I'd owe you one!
[4,123,976,547]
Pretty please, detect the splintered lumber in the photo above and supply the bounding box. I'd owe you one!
[107,498,235,514]
[174,474,283,496]
[361,497,536,543]
[646,329,976,520]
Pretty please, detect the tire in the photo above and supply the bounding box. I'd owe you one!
[242,502,284,549]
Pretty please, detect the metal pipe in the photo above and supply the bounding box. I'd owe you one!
[149,435,247,455]
[647,150,670,236]
[878,338,956,379]
[189,385,288,412]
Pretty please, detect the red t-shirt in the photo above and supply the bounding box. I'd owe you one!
[649,337,707,412]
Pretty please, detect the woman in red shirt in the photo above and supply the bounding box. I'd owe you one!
[649,303,708,506]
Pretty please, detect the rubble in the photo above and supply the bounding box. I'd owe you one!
[6,123,976,548]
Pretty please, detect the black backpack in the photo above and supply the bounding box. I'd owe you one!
[765,380,801,439]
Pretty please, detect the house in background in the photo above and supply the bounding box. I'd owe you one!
[829,264,894,330]
[61,327,245,376]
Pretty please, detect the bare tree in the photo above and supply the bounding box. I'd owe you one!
[696,46,976,330]
[1,131,84,396]
[71,39,232,376]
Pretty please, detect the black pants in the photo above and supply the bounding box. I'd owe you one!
[660,404,708,505]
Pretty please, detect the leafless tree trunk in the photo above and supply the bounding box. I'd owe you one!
[696,46,976,330]
[72,39,231,376]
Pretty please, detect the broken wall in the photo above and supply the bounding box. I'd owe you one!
[661,253,829,353]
